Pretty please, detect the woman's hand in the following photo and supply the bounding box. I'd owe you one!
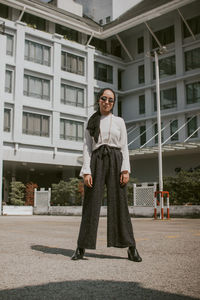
[83,174,93,188]
[120,171,129,186]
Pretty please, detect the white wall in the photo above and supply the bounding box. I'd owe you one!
[57,0,83,17]
[112,0,142,19]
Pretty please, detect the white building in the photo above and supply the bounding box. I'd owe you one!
[0,0,200,207]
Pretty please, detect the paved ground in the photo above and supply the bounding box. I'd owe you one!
[0,216,199,300]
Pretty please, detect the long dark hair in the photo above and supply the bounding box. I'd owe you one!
[87,88,116,143]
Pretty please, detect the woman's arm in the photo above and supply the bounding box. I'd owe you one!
[80,129,93,187]
[120,118,131,174]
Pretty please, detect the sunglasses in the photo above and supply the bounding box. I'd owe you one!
[100,96,115,103]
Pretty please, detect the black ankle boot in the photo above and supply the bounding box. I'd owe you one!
[71,247,85,260]
[127,246,142,262]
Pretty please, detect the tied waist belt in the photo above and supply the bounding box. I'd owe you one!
[93,144,120,159]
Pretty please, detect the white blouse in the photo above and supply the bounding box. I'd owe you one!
[80,113,131,177]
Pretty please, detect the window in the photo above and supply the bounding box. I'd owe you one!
[56,24,78,42]
[94,91,99,110]
[23,112,49,137]
[90,37,107,53]
[22,13,46,31]
[24,75,50,100]
[137,37,144,54]
[154,123,164,144]
[5,70,12,93]
[61,84,84,107]
[152,26,174,49]
[183,15,200,38]
[60,119,84,141]
[61,52,84,76]
[111,38,121,57]
[0,3,9,19]
[139,95,145,114]
[118,99,122,117]
[138,65,145,84]
[6,34,14,56]
[94,62,113,83]
[187,116,198,138]
[106,16,111,24]
[25,40,50,66]
[140,125,146,146]
[118,70,122,90]
[99,19,103,25]
[154,88,177,111]
[170,120,178,141]
[185,48,200,71]
[4,108,11,132]
[186,81,200,104]
[153,56,176,79]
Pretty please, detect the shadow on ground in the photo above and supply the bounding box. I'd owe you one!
[0,280,197,300]
[31,245,126,260]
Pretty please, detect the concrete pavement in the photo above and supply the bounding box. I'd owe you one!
[0,216,199,299]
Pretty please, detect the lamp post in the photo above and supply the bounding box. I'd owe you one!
[153,46,167,218]
[154,50,163,194]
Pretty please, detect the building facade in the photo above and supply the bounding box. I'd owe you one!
[0,0,200,208]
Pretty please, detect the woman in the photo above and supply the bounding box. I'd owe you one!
[71,88,142,262]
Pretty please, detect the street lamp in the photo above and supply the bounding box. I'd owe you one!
[148,46,167,218]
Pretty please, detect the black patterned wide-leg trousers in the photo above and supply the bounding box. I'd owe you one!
[77,146,136,249]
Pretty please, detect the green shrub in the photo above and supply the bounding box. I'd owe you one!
[9,181,26,206]
[51,178,83,206]
[164,168,200,205]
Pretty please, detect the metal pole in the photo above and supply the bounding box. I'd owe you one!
[154,50,163,219]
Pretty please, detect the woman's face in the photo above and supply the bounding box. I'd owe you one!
[98,89,115,115]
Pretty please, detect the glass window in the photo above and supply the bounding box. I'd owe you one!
[170,120,179,141]
[90,37,107,53]
[187,116,198,138]
[186,81,200,104]
[56,24,78,42]
[24,75,50,100]
[106,16,111,24]
[111,38,121,57]
[154,88,177,111]
[6,34,14,56]
[138,65,145,84]
[152,26,174,49]
[154,123,164,144]
[118,100,122,117]
[25,40,50,66]
[185,47,200,71]
[23,112,49,137]
[140,125,146,146]
[0,3,9,19]
[61,84,84,107]
[4,108,11,132]
[61,52,84,76]
[153,56,176,79]
[60,119,84,141]
[22,13,46,31]
[137,37,144,54]
[139,95,145,114]
[5,70,12,93]
[183,15,200,38]
[94,62,113,83]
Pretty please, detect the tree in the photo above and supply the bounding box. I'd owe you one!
[9,181,26,206]
[164,168,200,205]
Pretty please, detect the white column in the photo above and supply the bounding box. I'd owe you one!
[0,34,7,215]
[13,21,26,144]
[52,34,62,146]
[86,45,95,117]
